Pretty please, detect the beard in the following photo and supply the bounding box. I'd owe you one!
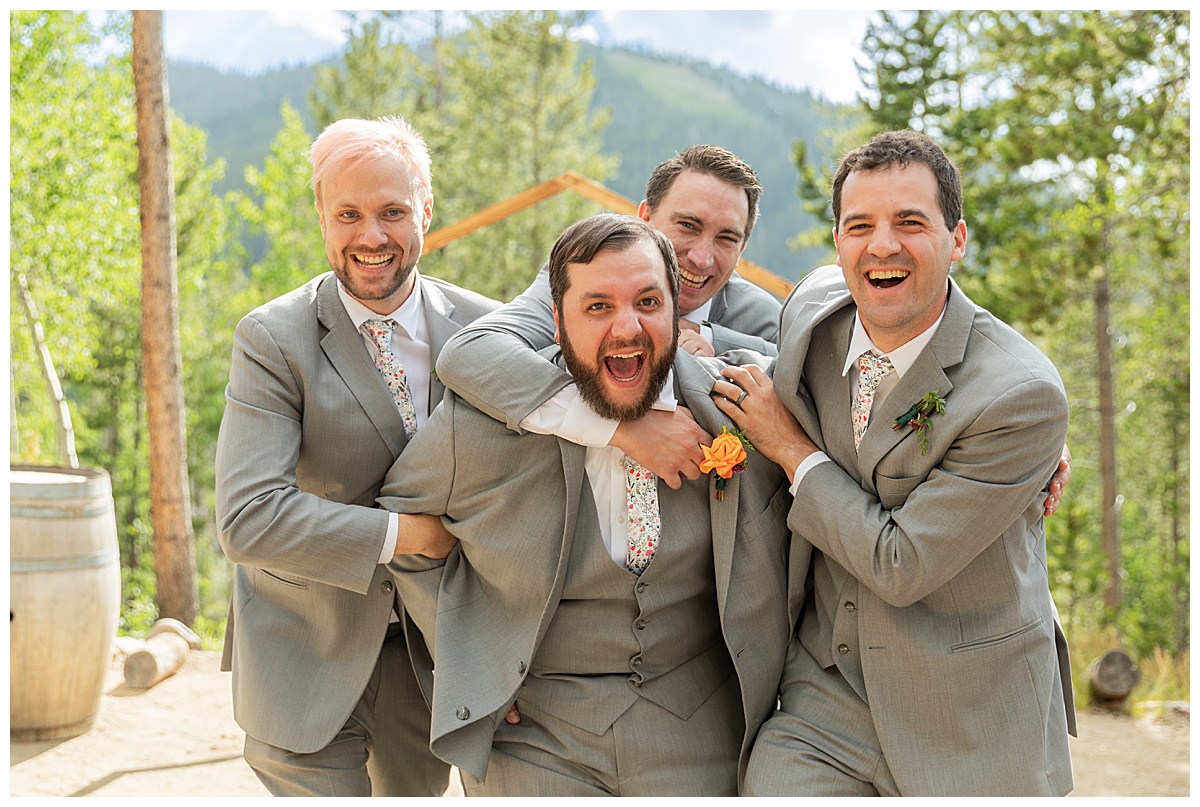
[559,321,677,422]
[330,248,419,304]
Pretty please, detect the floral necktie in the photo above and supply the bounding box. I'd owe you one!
[361,318,418,439]
[622,456,660,576]
[852,351,894,451]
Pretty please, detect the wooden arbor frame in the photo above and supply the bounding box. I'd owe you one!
[422,171,794,299]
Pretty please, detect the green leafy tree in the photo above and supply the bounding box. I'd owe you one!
[849,10,1190,655]
[11,10,246,640]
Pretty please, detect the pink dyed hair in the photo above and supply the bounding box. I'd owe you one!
[308,116,432,203]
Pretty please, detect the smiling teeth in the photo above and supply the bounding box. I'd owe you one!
[356,254,392,267]
[868,269,909,279]
[680,268,708,288]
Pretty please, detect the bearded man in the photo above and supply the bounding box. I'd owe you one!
[377,213,792,796]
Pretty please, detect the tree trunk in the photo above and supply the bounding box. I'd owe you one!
[131,10,198,625]
[1093,265,1121,616]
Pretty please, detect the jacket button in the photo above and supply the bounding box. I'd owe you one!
[456,706,470,720]
[517,661,526,673]
[636,619,648,630]
[844,601,856,612]
[381,580,394,594]
[838,644,850,655]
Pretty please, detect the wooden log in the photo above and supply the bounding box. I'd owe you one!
[1087,648,1142,701]
[123,633,190,689]
[122,618,201,689]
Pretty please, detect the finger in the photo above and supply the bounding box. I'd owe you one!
[680,461,703,481]
[504,705,521,725]
[710,379,741,403]
[660,470,683,490]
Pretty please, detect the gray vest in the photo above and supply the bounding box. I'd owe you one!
[521,473,734,734]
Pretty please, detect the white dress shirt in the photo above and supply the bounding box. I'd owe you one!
[524,371,678,566]
[789,304,947,493]
[337,275,431,564]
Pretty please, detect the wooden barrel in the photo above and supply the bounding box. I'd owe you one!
[10,465,121,741]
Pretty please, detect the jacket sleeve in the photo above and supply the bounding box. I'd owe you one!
[789,376,1068,607]
[434,265,571,432]
[215,314,388,594]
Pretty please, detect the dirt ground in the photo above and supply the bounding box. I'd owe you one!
[9,650,1190,798]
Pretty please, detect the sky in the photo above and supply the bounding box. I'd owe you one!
[150,9,877,105]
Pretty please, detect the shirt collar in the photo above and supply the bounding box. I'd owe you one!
[337,271,427,341]
[682,297,713,327]
[841,303,947,379]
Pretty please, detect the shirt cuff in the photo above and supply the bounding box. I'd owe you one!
[520,384,618,447]
[379,511,398,563]
[789,451,832,496]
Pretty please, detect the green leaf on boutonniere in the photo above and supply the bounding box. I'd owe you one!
[893,390,947,454]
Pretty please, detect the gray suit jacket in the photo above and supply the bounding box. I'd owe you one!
[773,264,1075,795]
[215,271,497,753]
[378,350,793,787]
[434,264,782,432]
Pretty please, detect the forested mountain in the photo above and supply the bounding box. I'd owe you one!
[167,45,858,282]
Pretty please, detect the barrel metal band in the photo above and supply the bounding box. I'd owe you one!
[10,547,119,573]
[9,504,114,519]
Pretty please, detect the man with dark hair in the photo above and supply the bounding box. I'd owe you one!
[378,213,792,796]
[433,145,781,491]
[713,129,1076,796]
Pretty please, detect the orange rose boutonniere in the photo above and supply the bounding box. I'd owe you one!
[700,426,755,501]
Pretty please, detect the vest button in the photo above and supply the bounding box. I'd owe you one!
[844,601,856,612]
[636,581,648,592]
[636,619,648,630]
[456,706,470,720]
[631,656,643,667]
[838,644,850,655]
[381,580,394,594]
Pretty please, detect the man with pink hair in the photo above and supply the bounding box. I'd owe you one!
[215,115,497,796]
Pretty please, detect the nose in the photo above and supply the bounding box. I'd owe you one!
[610,305,643,340]
[360,216,387,248]
[867,223,901,258]
[686,238,715,270]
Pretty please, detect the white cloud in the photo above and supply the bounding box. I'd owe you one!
[592,10,873,103]
[164,11,348,73]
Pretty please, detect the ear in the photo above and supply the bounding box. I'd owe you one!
[552,303,561,344]
[950,220,967,262]
[832,226,842,267]
[421,193,435,234]
[636,201,653,224]
[316,198,326,239]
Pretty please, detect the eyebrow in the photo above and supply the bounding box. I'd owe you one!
[841,208,935,226]
[578,283,663,301]
[674,212,745,241]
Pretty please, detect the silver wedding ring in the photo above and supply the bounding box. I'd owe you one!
[735,390,748,407]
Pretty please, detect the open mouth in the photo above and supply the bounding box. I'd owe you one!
[680,267,709,290]
[867,269,909,290]
[604,351,646,383]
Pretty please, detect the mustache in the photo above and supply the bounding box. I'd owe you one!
[856,254,917,272]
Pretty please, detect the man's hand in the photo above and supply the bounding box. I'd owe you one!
[393,514,458,559]
[610,407,711,489]
[677,319,715,357]
[1043,444,1072,517]
[711,364,817,483]
[504,704,521,724]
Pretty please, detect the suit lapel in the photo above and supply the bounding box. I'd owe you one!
[316,275,409,457]
[777,285,854,444]
[674,353,738,615]
[857,278,971,472]
[422,279,461,412]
